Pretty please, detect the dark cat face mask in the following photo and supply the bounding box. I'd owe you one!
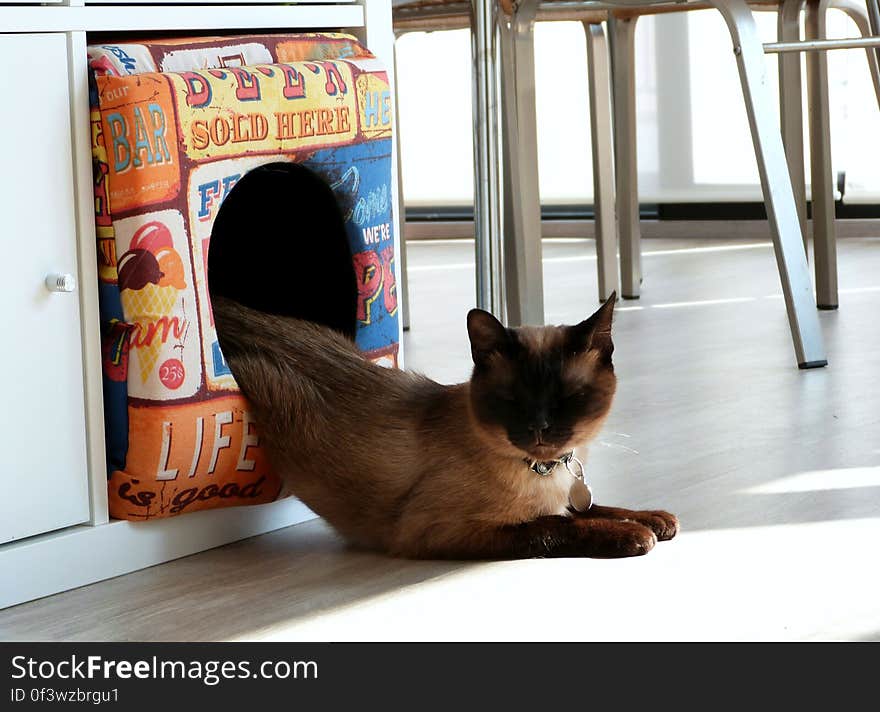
[467,295,617,460]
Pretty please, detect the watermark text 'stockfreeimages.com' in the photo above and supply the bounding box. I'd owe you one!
[10,654,318,689]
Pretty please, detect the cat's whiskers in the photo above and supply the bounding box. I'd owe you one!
[597,440,641,455]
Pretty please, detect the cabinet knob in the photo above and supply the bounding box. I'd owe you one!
[45,273,77,293]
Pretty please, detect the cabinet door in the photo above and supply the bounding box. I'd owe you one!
[0,34,90,542]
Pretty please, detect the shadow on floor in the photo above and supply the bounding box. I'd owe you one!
[0,519,475,642]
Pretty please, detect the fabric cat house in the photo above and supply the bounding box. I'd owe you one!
[89,33,399,520]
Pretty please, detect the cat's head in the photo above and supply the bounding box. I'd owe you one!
[466,295,617,460]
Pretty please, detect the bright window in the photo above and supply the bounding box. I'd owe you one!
[394,11,880,207]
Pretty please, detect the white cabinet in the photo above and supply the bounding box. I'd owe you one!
[0,34,90,543]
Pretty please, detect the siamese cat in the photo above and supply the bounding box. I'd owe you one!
[212,294,678,559]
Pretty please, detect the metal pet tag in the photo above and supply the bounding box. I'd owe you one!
[569,478,593,512]
[563,454,593,512]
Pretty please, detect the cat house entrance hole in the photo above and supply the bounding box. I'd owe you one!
[207,162,358,339]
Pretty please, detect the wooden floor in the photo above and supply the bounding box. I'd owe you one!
[3,236,879,641]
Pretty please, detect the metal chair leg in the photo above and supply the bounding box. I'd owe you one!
[708,0,827,367]
[866,0,880,92]
[392,43,411,330]
[609,14,641,299]
[778,0,809,249]
[500,0,545,326]
[806,0,839,309]
[585,20,620,302]
[470,0,505,317]
[498,14,519,324]
[396,190,412,330]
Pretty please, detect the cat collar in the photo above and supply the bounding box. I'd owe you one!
[526,451,581,478]
[526,452,593,511]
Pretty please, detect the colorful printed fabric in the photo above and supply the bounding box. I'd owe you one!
[89,33,398,520]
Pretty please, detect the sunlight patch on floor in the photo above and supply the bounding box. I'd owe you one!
[744,466,880,494]
[234,518,880,642]
[406,240,774,272]
[652,296,757,309]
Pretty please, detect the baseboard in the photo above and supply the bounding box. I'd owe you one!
[0,498,315,610]
[403,218,880,241]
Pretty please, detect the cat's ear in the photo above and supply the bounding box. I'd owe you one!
[568,291,616,361]
[467,308,509,365]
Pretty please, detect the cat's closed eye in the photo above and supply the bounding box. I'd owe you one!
[563,386,594,401]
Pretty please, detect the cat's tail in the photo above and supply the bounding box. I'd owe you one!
[209,295,370,430]
[210,295,281,362]
[211,295,355,360]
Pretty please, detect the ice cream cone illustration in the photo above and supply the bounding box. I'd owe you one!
[120,282,180,382]
[118,222,188,384]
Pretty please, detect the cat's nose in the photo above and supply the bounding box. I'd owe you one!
[529,420,550,437]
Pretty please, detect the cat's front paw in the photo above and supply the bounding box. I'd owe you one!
[630,510,679,541]
[576,519,657,558]
[579,505,679,542]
